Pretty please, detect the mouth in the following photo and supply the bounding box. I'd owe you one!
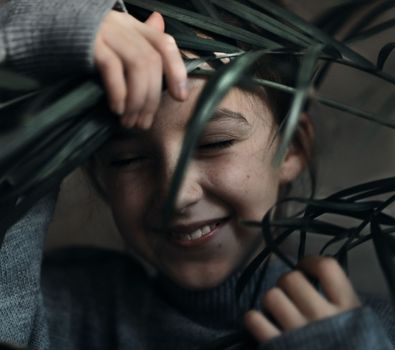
[162,218,229,247]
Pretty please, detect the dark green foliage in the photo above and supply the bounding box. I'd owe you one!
[0,78,117,240]
[0,69,39,91]
[378,42,395,70]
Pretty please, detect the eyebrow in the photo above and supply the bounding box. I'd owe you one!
[209,108,251,127]
[109,108,251,141]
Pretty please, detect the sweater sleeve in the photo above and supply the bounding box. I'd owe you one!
[259,307,394,350]
[0,0,121,80]
[0,1,126,348]
[0,194,57,350]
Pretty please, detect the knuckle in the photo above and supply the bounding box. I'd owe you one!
[311,305,335,320]
[104,11,130,28]
[278,270,303,287]
[94,53,108,67]
[159,34,178,52]
[108,10,124,19]
[263,287,280,307]
[133,49,161,70]
[164,33,177,46]
[126,54,143,69]
[112,10,131,24]
[97,55,117,71]
[316,257,338,275]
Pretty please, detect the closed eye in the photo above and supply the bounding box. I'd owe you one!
[110,156,147,168]
[199,139,234,150]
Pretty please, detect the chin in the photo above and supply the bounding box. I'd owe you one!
[163,264,234,291]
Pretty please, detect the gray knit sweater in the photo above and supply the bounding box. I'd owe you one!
[1,196,394,350]
[0,0,118,78]
[0,1,394,349]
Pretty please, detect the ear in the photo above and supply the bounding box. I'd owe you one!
[279,113,314,184]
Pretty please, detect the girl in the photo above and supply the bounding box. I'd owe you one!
[0,0,393,349]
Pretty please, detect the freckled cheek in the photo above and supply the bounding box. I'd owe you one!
[205,159,254,202]
[105,176,149,226]
[205,157,279,220]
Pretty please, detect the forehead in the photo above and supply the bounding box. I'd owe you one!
[154,78,272,132]
[107,78,274,145]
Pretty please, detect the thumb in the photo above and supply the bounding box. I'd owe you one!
[145,11,165,32]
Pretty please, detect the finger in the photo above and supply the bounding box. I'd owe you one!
[124,60,149,127]
[134,52,163,129]
[94,38,127,115]
[138,27,188,101]
[263,287,307,330]
[297,256,361,309]
[145,11,165,32]
[277,270,335,320]
[244,310,281,343]
[99,23,163,126]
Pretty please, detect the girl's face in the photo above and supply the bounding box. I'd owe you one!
[99,79,303,289]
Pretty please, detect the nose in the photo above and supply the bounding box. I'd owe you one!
[174,164,203,213]
[159,155,203,215]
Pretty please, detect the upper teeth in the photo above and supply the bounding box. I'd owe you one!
[171,223,216,241]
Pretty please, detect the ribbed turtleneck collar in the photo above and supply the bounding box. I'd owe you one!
[154,256,289,329]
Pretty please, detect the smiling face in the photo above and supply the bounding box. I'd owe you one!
[97,79,303,289]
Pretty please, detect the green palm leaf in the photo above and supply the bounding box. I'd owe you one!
[124,0,281,49]
[274,44,322,164]
[246,0,374,68]
[0,69,39,90]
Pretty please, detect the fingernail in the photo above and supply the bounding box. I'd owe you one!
[122,114,137,128]
[141,114,153,129]
[177,80,188,100]
[112,103,124,116]
[135,120,147,130]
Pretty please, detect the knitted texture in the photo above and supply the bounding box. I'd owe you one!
[40,247,395,350]
[0,6,5,63]
[0,195,56,349]
[0,0,118,79]
[156,257,287,329]
[261,307,393,350]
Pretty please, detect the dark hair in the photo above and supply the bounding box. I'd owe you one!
[85,0,316,205]
[198,3,315,199]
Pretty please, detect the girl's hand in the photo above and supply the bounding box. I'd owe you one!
[244,256,361,343]
[94,10,188,129]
